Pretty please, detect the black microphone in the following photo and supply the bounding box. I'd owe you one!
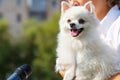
[7,64,32,80]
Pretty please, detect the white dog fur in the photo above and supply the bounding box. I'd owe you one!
[55,1,120,80]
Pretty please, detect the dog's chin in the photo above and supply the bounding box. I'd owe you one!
[70,28,84,37]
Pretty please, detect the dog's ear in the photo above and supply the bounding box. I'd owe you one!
[84,1,95,15]
[61,1,71,14]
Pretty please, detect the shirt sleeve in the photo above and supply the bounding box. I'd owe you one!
[117,28,120,53]
[116,15,120,52]
[105,16,120,52]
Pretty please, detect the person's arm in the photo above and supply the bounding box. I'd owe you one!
[109,73,120,80]
[59,71,120,80]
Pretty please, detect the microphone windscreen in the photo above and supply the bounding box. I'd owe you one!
[16,64,32,79]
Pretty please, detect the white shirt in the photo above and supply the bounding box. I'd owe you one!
[99,5,120,52]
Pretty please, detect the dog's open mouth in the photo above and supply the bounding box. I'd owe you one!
[70,28,84,37]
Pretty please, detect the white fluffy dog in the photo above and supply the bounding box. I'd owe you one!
[55,1,120,80]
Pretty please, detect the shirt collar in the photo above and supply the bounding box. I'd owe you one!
[99,5,120,35]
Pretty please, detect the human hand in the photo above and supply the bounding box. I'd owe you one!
[59,70,76,80]
[59,70,65,78]
[59,71,120,80]
[109,73,120,80]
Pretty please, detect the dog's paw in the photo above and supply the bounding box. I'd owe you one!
[63,71,75,80]
[63,64,76,80]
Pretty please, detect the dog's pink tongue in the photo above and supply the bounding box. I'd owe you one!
[71,29,79,37]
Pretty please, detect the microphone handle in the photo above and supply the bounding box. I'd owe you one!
[7,73,20,80]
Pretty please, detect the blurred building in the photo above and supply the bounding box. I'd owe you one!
[0,0,28,38]
[0,0,60,39]
[28,0,60,21]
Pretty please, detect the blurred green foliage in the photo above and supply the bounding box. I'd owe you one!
[0,12,62,80]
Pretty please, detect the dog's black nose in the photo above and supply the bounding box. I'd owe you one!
[70,23,76,28]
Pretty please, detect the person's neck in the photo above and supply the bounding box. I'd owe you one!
[96,6,111,21]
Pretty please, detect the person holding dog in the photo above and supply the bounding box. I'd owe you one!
[59,0,120,80]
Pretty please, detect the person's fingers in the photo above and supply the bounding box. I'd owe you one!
[58,71,120,80]
[59,70,76,80]
[59,70,65,77]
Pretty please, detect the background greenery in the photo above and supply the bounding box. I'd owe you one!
[0,12,62,80]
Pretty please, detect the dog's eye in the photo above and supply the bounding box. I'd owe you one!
[67,19,71,23]
[78,19,85,24]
